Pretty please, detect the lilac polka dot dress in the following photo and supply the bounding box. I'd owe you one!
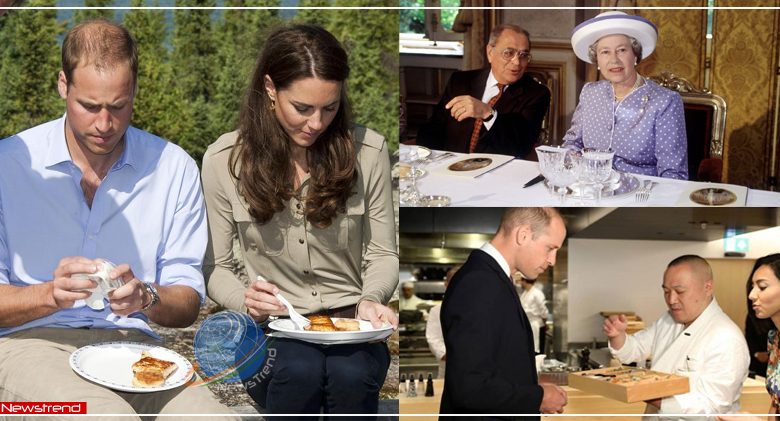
[562,78,688,180]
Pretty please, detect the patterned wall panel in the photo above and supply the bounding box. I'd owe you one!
[712,2,779,188]
[635,2,706,89]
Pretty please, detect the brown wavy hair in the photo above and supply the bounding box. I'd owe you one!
[230,24,357,228]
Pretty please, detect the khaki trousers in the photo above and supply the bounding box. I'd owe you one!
[0,328,239,420]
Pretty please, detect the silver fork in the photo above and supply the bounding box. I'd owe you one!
[635,180,651,203]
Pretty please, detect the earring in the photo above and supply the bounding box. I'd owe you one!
[597,66,600,70]
[269,98,276,111]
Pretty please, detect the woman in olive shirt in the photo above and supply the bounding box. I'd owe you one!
[201,24,398,414]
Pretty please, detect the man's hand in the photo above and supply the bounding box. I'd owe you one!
[539,383,567,414]
[244,278,284,322]
[107,264,148,316]
[51,257,99,309]
[357,300,398,329]
[445,95,492,122]
[603,314,628,350]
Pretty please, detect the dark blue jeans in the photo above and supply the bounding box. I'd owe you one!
[242,337,390,415]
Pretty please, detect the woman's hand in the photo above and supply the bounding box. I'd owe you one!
[357,300,398,329]
[244,278,284,322]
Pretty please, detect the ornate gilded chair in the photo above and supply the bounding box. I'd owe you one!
[649,72,727,182]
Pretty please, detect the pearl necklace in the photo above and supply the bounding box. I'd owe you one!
[614,74,643,102]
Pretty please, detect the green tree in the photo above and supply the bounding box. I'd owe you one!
[330,0,399,153]
[171,0,217,162]
[123,0,194,145]
[73,0,115,23]
[0,1,62,138]
[294,0,332,28]
[209,1,281,138]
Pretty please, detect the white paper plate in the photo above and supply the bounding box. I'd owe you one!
[69,341,194,393]
[268,318,393,345]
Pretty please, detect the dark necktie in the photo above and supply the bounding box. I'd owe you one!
[468,83,505,153]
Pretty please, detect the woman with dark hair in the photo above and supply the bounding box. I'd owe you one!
[746,259,775,378]
[201,24,398,414]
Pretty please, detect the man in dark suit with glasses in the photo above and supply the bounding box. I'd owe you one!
[417,24,550,159]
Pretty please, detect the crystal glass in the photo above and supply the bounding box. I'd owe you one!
[536,146,582,204]
[580,148,615,204]
[399,147,451,207]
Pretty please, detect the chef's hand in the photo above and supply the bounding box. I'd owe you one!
[244,278,284,322]
[357,300,398,329]
[107,264,148,316]
[445,95,491,122]
[539,383,567,414]
[603,314,628,337]
[50,257,99,309]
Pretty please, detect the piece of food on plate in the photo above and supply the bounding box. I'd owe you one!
[132,351,177,387]
[305,315,337,331]
[334,318,360,331]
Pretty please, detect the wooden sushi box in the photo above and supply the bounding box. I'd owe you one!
[568,366,690,403]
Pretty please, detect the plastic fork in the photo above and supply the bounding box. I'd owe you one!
[256,275,310,330]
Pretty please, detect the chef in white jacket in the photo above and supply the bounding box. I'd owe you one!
[603,255,749,418]
[515,276,547,354]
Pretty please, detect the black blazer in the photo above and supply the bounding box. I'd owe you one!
[417,68,550,159]
[439,249,542,420]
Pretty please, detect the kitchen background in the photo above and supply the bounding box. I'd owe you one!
[399,207,780,380]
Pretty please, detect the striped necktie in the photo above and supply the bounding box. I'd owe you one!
[468,83,505,153]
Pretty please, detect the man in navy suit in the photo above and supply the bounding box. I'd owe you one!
[416,24,550,159]
[440,208,568,418]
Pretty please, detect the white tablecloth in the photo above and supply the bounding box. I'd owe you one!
[400,150,780,207]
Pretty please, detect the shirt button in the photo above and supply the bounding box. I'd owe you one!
[311,291,318,296]
[298,239,304,244]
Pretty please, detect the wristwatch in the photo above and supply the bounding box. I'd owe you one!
[483,108,496,122]
[141,282,160,311]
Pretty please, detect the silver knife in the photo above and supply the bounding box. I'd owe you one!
[523,174,545,188]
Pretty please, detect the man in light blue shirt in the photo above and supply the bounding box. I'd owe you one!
[0,19,233,416]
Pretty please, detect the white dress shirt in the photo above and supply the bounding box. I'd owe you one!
[480,71,506,131]
[519,285,546,353]
[610,299,749,418]
[426,303,446,378]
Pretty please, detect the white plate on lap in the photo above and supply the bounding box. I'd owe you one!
[268,318,393,345]
[69,341,194,393]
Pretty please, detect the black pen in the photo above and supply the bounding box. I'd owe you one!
[523,174,545,188]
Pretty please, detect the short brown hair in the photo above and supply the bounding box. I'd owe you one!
[62,19,138,89]
[499,208,561,239]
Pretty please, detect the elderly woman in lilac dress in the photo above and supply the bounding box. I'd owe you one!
[563,11,688,180]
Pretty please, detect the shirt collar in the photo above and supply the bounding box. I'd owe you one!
[480,242,512,279]
[681,298,719,333]
[485,71,507,93]
[43,114,137,171]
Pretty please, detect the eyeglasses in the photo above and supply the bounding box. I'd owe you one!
[495,47,532,63]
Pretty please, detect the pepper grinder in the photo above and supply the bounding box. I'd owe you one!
[407,374,417,397]
[425,372,434,397]
[400,374,407,393]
